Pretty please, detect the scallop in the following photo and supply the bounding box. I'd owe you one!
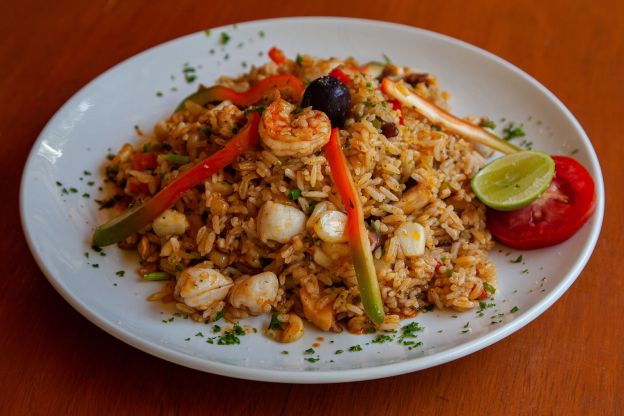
[152,209,189,237]
[228,272,279,315]
[313,210,348,243]
[257,201,306,244]
[175,262,233,308]
[395,222,426,257]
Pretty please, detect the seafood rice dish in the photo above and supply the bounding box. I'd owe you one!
[96,50,496,342]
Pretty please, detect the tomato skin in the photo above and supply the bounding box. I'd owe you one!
[329,66,352,84]
[268,46,286,64]
[486,156,595,250]
[132,152,157,170]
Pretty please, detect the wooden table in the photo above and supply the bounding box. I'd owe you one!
[2,0,621,414]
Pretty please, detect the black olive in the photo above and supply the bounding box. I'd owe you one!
[301,76,351,128]
[381,122,399,138]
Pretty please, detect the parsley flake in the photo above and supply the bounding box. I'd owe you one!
[220,32,231,45]
[511,255,523,263]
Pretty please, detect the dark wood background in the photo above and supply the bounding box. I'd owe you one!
[1,0,622,414]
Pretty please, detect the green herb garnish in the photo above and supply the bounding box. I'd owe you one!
[483,281,496,295]
[220,32,231,45]
[288,188,302,200]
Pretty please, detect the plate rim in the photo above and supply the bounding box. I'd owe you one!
[19,16,605,383]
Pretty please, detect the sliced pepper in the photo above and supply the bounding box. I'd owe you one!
[324,128,385,324]
[381,78,521,154]
[92,113,261,247]
[175,74,303,112]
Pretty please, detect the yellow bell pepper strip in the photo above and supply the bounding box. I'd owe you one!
[324,128,385,324]
[92,113,261,247]
[381,78,521,154]
[175,74,304,112]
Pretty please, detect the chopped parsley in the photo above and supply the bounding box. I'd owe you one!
[195,332,204,337]
[268,312,283,330]
[156,91,163,97]
[399,322,423,344]
[213,310,224,322]
[56,180,62,187]
[220,32,231,45]
[479,118,496,129]
[372,334,393,344]
[382,53,392,65]
[483,281,496,295]
[115,270,125,277]
[304,348,315,355]
[510,306,519,313]
[69,187,78,193]
[258,30,265,38]
[305,357,320,363]
[82,193,90,198]
[182,64,197,83]
[334,349,344,355]
[204,29,211,37]
[91,264,99,268]
[281,350,289,355]
[502,123,526,141]
[521,268,529,274]
[288,187,302,200]
[295,54,303,67]
[348,345,363,352]
[233,324,245,335]
[511,255,523,263]
[213,325,222,333]
[217,332,240,345]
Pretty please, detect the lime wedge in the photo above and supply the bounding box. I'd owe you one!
[471,150,555,211]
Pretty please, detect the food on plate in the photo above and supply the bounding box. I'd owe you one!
[470,150,555,211]
[486,156,596,249]
[93,47,594,340]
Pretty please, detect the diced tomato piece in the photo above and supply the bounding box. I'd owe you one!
[389,99,404,125]
[268,46,287,64]
[132,152,157,170]
[329,66,352,84]
[126,181,150,195]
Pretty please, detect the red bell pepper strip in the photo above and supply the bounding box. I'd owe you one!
[382,78,520,154]
[268,46,287,64]
[329,66,352,84]
[175,74,304,112]
[92,113,261,247]
[324,128,385,324]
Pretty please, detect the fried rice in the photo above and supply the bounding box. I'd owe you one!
[101,53,496,339]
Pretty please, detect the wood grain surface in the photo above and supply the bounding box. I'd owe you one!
[1,0,622,414]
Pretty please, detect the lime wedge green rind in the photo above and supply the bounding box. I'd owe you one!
[471,150,555,211]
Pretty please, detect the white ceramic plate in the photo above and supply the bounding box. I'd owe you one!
[20,17,604,383]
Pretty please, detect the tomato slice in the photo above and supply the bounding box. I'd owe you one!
[486,156,595,250]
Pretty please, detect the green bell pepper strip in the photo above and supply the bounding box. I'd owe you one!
[381,78,521,154]
[324,128,385,324]
[92,112,260,247]
[175,74,304,112]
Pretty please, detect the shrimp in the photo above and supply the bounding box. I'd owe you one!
[259,97,331,157]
